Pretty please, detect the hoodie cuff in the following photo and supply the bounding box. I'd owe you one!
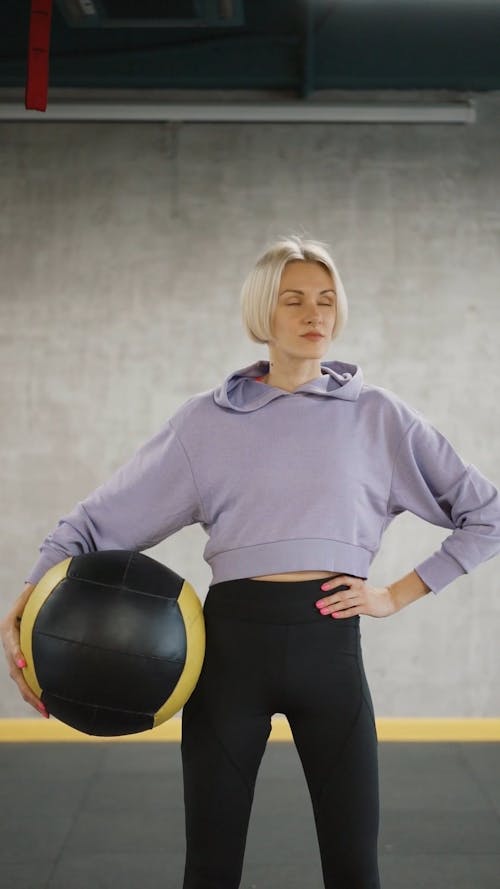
[24,551,65,588]
[414,550,467,596]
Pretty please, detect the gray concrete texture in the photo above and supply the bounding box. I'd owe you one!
[1,92,499,718]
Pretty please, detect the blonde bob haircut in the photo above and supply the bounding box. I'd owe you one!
[240,232,348,345]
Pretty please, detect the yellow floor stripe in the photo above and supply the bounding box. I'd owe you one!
[1,718,500,742]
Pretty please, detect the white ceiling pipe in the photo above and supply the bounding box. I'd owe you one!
[0,100,475,123]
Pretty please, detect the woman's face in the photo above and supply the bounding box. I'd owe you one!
[268,261,337,354]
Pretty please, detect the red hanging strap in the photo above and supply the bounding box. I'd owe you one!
[25,0,54,111]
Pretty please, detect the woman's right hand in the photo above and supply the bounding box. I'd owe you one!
[0,583,50,718]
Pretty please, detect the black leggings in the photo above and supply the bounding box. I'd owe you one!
[180,575,381,889]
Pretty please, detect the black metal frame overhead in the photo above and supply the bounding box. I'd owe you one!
[55,0,245,29]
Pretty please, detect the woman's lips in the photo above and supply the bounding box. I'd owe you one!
[302,333,324,339]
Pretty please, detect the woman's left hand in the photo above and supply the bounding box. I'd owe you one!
[315,576,398,619]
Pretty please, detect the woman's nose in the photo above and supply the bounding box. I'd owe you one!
[305,311,322,322]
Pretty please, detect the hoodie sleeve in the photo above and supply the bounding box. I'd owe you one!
[387,414,500,595]
[24,419,206,587]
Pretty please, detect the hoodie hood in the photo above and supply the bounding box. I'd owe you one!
[213,359,364,412]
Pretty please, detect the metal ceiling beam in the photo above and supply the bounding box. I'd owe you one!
[300,0,315,100]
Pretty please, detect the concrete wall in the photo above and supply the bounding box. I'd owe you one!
[1,92,499,718]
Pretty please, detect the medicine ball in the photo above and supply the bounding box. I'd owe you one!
[20,550,206,737]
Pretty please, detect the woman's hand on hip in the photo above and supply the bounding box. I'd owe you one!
[315,576,398,619]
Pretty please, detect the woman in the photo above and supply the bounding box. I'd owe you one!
[3,234,500,889]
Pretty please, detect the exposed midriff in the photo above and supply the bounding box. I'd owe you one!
[249,570,345,582]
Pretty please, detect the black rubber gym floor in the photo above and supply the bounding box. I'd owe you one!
[1,740,499,889]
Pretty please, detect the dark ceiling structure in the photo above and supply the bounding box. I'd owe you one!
[2,0,500,99]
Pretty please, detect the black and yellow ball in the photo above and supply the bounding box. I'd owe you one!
[19,550,206,737]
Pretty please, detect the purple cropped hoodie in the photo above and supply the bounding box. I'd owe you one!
[25,358,500,595]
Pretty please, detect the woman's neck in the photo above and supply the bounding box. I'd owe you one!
[260,366,325,392]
